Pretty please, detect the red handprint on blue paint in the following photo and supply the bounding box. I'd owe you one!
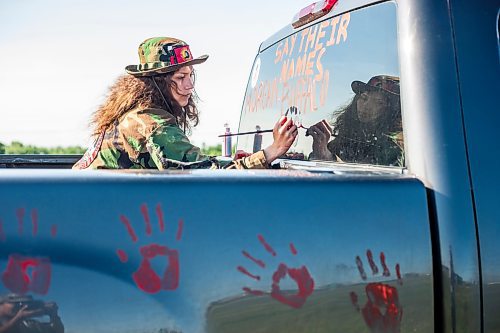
[0,208,58,295]
[350,249,403,333]
[238,234,314,309]
[116,203,183,294]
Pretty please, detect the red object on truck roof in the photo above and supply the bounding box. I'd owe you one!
[292,0,339,28]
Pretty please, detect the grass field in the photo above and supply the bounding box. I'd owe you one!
[205,275,434,333]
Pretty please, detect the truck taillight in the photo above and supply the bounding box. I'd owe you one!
[292,0,339,28]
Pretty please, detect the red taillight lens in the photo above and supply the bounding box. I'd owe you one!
[292,0,339,28]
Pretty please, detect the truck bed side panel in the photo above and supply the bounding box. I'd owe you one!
[0,171,433,333]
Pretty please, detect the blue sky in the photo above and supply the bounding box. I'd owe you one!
[0,0,310,148]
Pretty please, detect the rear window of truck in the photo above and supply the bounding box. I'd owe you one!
[238,1,404,167]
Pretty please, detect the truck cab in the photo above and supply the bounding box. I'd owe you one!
[0,0,498,332]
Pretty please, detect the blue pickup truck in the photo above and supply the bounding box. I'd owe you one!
[0,0,498,332]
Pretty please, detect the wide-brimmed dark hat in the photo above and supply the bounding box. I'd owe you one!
[126,37,208,77]
[351,75,400,96]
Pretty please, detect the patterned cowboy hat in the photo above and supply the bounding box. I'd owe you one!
[351,75,400,96]
[125,37,208,77]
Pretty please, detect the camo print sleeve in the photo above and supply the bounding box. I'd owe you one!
[146,124,269,170]
[146,123,207,169]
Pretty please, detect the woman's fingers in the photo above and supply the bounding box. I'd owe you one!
[274,116,291,138]
[308,125,324,138]
[277,118,296,145]
[14,305,29,319]
[264,116,301,163]
[307,120,331,139]
[276,116,287,130]
[279,118,293,133]
[288,125,298,138]
[290,128,298,144]
[306,124,319,137]
[319,120,332,134]
[314,120,332,136]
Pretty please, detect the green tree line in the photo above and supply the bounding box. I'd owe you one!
[0,141,225,155]
[0,141,86,154]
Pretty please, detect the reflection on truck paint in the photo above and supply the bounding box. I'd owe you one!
[1,208,57,295]
[3,255,51,295]
[351,249,403,333]
[238,234,314,308]
[116,203,184,294]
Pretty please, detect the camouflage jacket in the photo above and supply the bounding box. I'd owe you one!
[73,107,269,170]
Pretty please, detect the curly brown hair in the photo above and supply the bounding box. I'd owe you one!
[91,73,200,136]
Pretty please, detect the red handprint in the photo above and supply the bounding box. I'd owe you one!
[116,203,183,294]
[238,234,314,309]
[0,208,57,295]
[350,250,403,333]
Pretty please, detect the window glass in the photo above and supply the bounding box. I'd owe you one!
[238,2,403,166]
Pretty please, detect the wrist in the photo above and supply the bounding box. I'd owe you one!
[263,145,281,164]
[311,146,332,160]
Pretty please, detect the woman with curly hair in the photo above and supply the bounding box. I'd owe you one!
[308,75,403,166]
[74,37,297,170]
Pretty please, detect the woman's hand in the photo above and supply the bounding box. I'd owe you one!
[0,305,30,332]
[12,305,29,320]
[263,116,298,163]
[233,150,252,160]
[307,120,333,160]
[15,305,45,319]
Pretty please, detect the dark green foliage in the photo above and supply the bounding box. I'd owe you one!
[0,141,227,156]
[200,143,223,156]
[0,141,86,155]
